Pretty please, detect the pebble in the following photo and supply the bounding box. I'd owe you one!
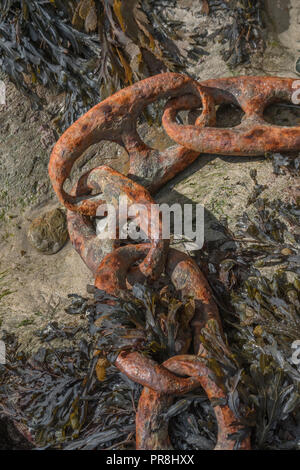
[27,208,68,255]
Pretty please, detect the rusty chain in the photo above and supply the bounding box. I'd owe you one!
[48,73,300,450]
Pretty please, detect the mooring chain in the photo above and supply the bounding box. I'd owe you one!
[163,76,300,155]
[48,73,300,450]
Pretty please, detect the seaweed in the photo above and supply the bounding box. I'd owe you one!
[195,173,300,449]
[1,170,299,450]
[0,282,194,449]
[0,1,183,130]
[206,0,265,66]
[144,0,265,70]
[0,331,139,449]
[269,153,300,177]
[89,282,194,364]
[168,394,218,450]
[0,1,266,130]
[34,321,82,342]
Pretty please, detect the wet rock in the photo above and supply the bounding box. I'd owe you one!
[265,0,299,58]
[27,208,68,254]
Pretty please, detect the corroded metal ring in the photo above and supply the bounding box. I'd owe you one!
[97,244,250,450]
[49,73,215,216]
[47,72,257,451]
[67,166,168,280]
[162,76,300,156]
[66,173,250,449]
[135,355,251,450]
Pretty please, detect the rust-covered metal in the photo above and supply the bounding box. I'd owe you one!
[67,166,168,280]
[96,243,249,450]
[48,72,215,216]
[136,356,251,450]
[48,72,300,451]
[163,76,300,156]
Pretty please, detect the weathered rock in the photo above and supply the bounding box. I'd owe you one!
[27,208,68,254]
[265,0,299,58]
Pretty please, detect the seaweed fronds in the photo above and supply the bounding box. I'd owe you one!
[0,0,183,129]
[196,172,300,449]
[0,334,138,449]
[1,168,299,450]
[208,0,265,66]
[89,282,193,363]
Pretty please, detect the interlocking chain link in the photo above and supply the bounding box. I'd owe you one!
[163,76,300,155]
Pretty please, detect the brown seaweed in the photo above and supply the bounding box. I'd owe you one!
[0,0,183,129]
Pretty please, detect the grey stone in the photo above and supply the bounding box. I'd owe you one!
[27,208,69,254]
